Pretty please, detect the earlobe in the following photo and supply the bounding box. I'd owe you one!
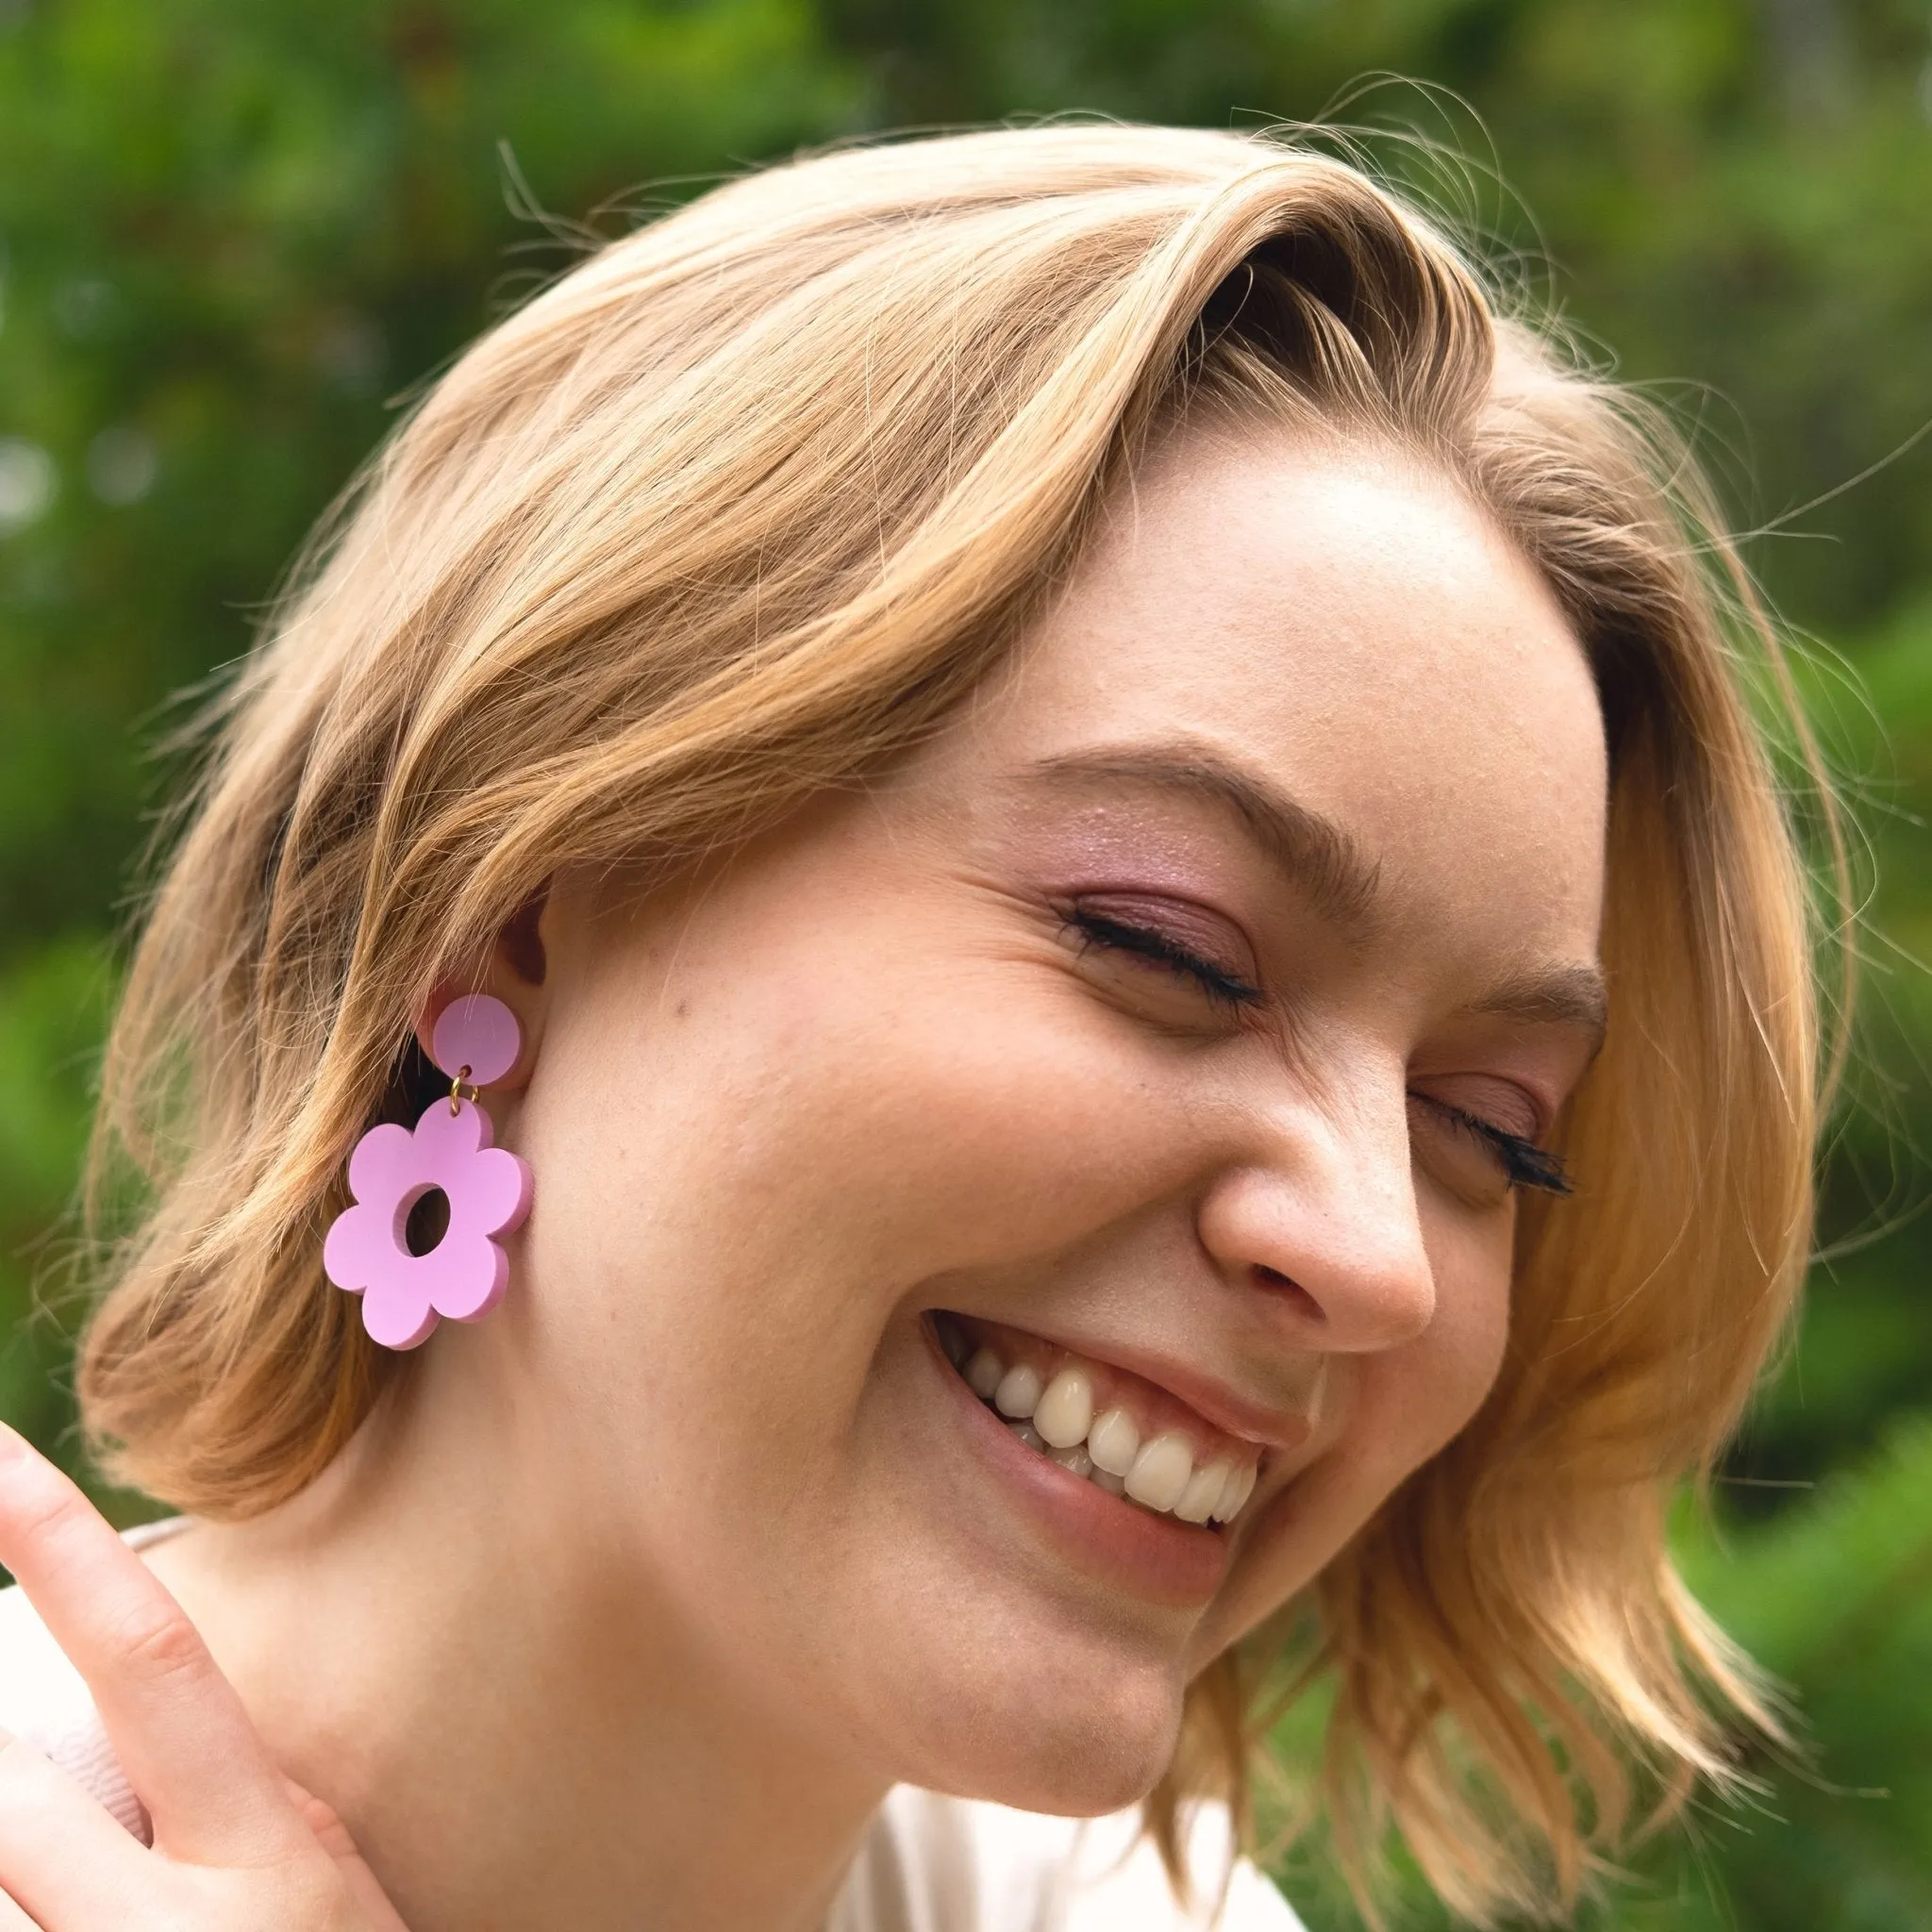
[412,891,552,1092]
[413,979,541,1094]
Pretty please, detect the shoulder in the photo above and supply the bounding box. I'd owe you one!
[0,1516,188,1842]
[834,1786,1307,1932]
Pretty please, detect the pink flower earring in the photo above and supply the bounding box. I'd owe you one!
[323,993,534,1350]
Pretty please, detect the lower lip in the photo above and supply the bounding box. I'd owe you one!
[927,1326,1235,1607]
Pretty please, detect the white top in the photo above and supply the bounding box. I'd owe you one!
[0,1524,1303,1931]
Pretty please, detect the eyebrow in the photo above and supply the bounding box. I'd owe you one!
[1470,963,1609,1055]
[1024,739,1384,930]
[1024,738,1610,1050]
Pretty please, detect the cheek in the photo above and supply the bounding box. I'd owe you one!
[1355,1217,1513,1474]
[1198,1214,1513,1656]
[1300,1200,1515,1513]
[513,915,1221,1798]
[515,905,1208,1501]
[620,957,1203,1296]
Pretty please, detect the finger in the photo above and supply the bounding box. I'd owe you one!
[0,1729,152,1927]
[0,1427,301,1865]
[0,1891,42,1932]
[285,1779,413,1932]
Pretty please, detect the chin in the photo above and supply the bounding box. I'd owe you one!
[889,1633,1187,1818]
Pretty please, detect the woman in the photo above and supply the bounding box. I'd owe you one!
[0,125,1824,1928]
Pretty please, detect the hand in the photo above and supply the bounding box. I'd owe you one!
[0,1424,410,1930]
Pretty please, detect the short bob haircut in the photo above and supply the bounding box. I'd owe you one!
[80,125,1828,1922]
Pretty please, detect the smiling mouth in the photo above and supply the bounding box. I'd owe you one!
[931,1311,1262,1529]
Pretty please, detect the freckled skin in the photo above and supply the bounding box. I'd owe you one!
[147,429,1609,1928]
[491,432,1607,1811]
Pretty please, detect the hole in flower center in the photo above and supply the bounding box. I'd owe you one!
[405,1186,452,1257]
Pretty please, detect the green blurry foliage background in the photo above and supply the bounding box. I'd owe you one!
[1,1,1928,1923]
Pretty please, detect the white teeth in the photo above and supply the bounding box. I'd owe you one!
[964,1349,1005,1401]
[993,1363,1043,1420]
[950,1329,1262,1524]
[1087,1407,1141,1476]
[1124,1432,1194,1511]
[1211,1462,1257,1524]
[1174,1458,1230,1524]
[1032,1367,1094,1449]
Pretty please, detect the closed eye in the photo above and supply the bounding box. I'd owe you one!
[1410,1092,1571,1196]
[1062,907,1264,1010]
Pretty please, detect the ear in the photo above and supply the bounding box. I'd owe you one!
[412,891,552,1095]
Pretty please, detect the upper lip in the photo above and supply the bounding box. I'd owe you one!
[953,1313,1320,1454]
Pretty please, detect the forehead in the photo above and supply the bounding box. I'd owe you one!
[968,428,1609,958]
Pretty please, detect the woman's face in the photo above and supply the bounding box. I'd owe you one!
[481,429,1608,1813]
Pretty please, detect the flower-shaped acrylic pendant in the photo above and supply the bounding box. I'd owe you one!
[323,994,534,1350]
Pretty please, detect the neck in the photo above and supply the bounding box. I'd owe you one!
[143,1346,890,1932]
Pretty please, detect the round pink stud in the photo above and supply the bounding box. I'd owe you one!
[431,992,521,1086]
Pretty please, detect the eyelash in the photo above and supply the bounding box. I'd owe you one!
[1068,908,1571,1198]
[1064,907,1264,1010]
[1416,1096,1573,1196]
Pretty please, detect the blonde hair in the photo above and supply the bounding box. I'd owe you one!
[81,125,1828,1922]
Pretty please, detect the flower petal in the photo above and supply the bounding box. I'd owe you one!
[323,1202,390,1292]
[414,1095,490,1160]
[345,1121,417,1207]
[360,1278,441,1351]
[424,1235,510,1324]
[458,1147,533,1239]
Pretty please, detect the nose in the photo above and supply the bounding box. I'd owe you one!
[1194,1084,1436,1353]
